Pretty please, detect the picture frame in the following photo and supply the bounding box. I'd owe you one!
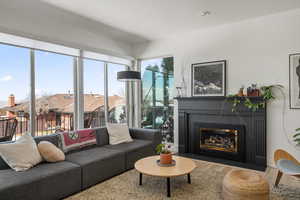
[191,60,226,97]
[289,53,300,109]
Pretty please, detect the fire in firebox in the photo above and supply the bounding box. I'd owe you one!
[200,128,238,153]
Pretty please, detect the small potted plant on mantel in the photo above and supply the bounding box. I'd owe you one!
[156,143,173,164]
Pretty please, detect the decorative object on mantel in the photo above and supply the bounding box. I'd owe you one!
[237,85,245,97]
[191,60,226,97]
[180,78,187,97]
[289,53,300,109]
[227,84,284,112]
[247,84,260,96]
[176,86,183,97]
[293,128,300,145]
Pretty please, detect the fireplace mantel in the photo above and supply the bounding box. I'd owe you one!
[175,96,267,170]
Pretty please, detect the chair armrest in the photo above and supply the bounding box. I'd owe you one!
[129,128,162,147]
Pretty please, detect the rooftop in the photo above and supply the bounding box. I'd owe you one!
[0,94,125,114]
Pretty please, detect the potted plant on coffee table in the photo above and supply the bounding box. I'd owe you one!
[156,143,173,164]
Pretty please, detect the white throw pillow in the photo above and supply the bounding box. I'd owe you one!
[0,133,42,171]
[106,123,133,145]
[38,141,65,163]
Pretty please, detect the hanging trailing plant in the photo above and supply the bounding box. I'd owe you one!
[260,84,284,100]
[244,97,265,112]
[227,95,241,112]
[293,128,300,145]
[227,84,284,112]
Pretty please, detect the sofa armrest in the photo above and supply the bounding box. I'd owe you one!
[129,128,162,147]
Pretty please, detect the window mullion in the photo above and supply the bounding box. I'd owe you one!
[77,51,84,129]
[104,62,109,124]
[134,59,141,128]
[73,57,78,130]
[29,49,36,136]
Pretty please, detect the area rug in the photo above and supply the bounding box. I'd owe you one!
[66,159,300,200]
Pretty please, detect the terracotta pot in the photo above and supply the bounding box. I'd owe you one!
[160,153,172,164]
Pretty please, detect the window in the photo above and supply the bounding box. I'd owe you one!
[141,57,174,141]
[107,64,127,123]
[83,59,105,128]
[0,43,30,139]
[35,50,75,135]
[0,32,132,140]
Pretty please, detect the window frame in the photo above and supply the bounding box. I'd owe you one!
[0,32,133,136]
[138,56,174,129]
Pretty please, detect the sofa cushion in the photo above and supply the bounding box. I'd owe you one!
[95,127,109,147]
[34,134,60,147]
[106,123,133,145]
[0,161,81,200]
[0,134,42,171]
[66,147,126,189]
[0,133,59,170]
[0,157,9,170]
[104,139,152,152]
[104,139,154,169]
[38,141,65,162]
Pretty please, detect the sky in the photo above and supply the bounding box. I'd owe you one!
[0,43,125,104]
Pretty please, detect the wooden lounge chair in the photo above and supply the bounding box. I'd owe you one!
[274,149,300,187]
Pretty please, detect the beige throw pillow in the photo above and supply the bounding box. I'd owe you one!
[38,141,65,162]
[0,133,42,171]
[106,123,133,145]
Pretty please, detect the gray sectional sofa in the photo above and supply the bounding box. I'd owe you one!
[0,127,161,200]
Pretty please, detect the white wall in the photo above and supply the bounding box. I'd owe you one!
[133,9,300,167]
[0,0,137,58]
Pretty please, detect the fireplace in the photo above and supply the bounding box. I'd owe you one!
[195,123,245,162]
[176,96,267,170]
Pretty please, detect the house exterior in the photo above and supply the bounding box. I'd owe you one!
[0,94,126,135]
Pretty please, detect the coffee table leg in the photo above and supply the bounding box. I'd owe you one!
[167,177,171,197]
[139,173,142,186]
[187,173,191,184]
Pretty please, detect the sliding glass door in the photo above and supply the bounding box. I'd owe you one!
[0,44,30,140]
[35,50,75,136]
[141,57,174,141]
[83,59,105,128]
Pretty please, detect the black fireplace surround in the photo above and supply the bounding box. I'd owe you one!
[176,97,267,171]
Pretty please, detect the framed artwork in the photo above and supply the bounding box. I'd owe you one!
[289,53,300,109]
[191,60,226,97]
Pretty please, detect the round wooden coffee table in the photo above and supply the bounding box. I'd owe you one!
[134,155,196,197]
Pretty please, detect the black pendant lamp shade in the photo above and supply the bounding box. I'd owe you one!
[117,70,141,81]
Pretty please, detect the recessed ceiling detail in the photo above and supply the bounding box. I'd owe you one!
[200,11,211,16]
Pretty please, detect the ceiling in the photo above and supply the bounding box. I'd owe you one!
[40,0,300,43]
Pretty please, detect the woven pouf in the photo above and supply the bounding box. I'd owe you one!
[222,169,270,200]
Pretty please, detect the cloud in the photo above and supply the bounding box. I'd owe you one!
[0,75,13,82]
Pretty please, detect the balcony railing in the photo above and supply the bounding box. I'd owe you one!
[0,111,106,141]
